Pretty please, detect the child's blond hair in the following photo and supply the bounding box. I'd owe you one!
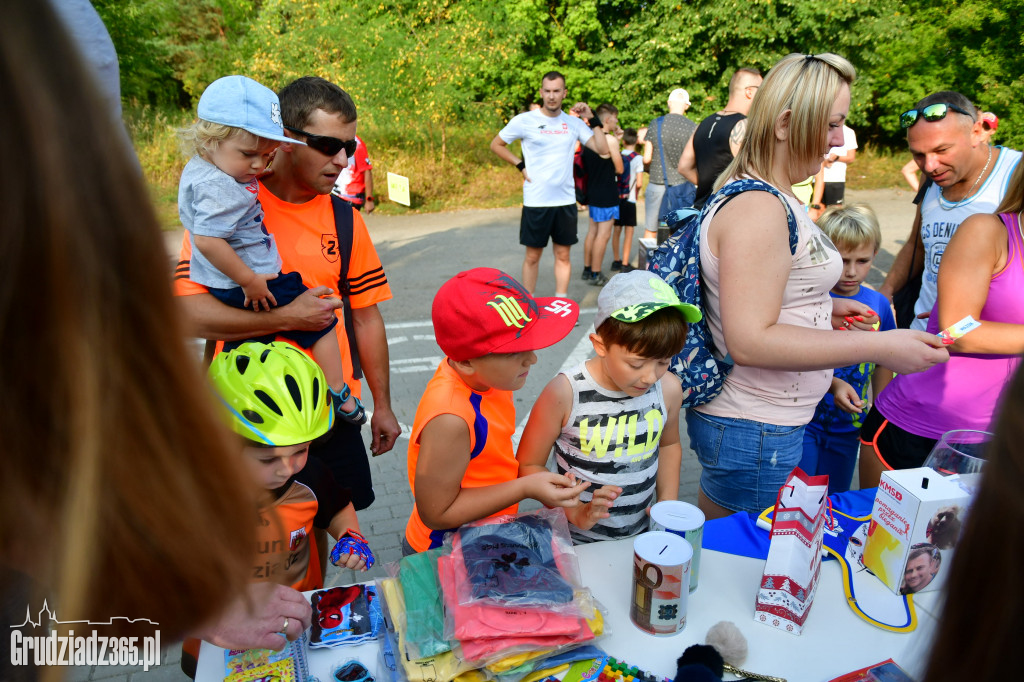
[177,120,257,159]
[817,203,882,253]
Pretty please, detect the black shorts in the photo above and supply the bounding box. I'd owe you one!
[310,418,375,510]
[822,182,846,206]
[520,205,578,247]
[615,200,637,227]
[859,405,938,471]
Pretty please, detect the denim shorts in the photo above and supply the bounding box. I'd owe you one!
[686,410,805,514]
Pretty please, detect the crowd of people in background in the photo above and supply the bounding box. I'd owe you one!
[6,2,1024,680]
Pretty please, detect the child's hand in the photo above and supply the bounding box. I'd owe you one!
[566,485,620,531]
[525,471,591,508]
[329,530,374,572]
[242,273,279,311]
[830,378,864,414]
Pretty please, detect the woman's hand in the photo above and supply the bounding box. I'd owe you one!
[832,298,880,331]
[875,329,950,374]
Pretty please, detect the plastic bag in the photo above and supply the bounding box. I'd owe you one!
[309,584,383,648]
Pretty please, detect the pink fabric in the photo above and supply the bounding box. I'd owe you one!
[876,212,1024,438]
[697,191,843,426]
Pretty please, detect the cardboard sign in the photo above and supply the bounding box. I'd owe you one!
[387,172,411,206]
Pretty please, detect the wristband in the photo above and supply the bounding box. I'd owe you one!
[365,195,374,202]
[809,203,822,209]
[516,160,526,171]
[588,116,602,128]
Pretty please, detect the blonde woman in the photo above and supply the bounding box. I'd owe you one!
[685,53,949,519]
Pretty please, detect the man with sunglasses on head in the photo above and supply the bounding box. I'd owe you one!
[175,76,400,512]
[880,91,1020,331]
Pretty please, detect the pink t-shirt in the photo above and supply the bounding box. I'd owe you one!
[876,212,1024,438]
[696,189,842,426]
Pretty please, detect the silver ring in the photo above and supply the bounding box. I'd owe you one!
[282,617,289,633]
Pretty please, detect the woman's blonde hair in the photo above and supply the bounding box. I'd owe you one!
[2,0,256,661]
[995,157,1024,215]
[817,203,881,253]
[717,53,857,191]
[178,119,256,158]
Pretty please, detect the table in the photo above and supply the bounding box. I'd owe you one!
[198,540,942,682]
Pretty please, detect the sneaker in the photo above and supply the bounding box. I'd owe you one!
[622,263,635,273]
[610,260,622,272]
[581,268,593,281]
[588,272,609,286]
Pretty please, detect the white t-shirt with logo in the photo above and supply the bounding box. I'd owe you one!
[912,146,1022,330]
[822,125,858,183]
[499,110,594,207]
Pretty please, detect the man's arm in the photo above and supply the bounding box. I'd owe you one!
[608,134,623,175]
[363,169,375,213]
[809,167,825,220]
[642,140,654,167]
[573,102,610,158]
[490,134,530,183]
[677,135,698,185]
[655,375,682,502]
[728,118,748,157]
[879,204,924,301]
[178,288,341,340]
[350,304,400,455]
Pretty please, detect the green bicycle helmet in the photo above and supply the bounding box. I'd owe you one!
[209,341,334,446]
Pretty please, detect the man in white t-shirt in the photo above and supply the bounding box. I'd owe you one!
[879,90,1021,330]
[809,124,857,220]
[490,71,611,296]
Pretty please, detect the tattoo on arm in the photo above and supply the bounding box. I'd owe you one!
[729,119,747,148]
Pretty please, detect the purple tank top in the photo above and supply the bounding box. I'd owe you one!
[876,212,1024,438]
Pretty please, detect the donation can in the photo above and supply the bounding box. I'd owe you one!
[630,531,692,636]
[650,500,705,592]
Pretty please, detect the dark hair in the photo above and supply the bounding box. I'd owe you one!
[1,0,255,648]
[596,307,688,359]
[623,128,638,146]
[921,360,1024,682]
[541,71,566,87]
[595,103,618,120]
[278,76,358,129]
[914,91,977,123]
[728,67,762,95]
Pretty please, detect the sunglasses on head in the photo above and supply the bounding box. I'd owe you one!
[899,103,975,129]
[284,125,358,157]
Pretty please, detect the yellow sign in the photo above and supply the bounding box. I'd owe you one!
[387,172,411,206]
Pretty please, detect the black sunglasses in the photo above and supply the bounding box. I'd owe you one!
[284,125,358,157]
[899,103,975,129]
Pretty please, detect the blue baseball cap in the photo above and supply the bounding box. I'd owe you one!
[197,76,304,146]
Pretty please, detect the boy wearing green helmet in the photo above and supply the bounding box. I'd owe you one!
[209,341,375,590]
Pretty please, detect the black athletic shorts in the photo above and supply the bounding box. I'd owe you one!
[310,418,375,510]
[615,200,637,227]
[822,182,846,206]
[860,405,938,471]
[520,204,578,247]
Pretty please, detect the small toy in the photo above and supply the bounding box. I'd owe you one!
[331,529,375,569]
[674,621,786,682]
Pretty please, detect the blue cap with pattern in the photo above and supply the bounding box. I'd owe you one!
[197,75,304,145]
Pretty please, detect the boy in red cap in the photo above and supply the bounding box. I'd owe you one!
[402,268,589,554]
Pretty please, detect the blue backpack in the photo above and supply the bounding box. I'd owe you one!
[647,178,798,407]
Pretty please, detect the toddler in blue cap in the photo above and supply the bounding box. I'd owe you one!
[178,75,365,425]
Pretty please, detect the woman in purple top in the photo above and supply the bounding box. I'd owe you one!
[860,161,1024,487]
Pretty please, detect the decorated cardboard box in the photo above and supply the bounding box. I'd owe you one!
[862,467,970,595]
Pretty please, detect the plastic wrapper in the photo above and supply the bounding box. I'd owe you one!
[223,631,309,682]
[492,645,607,682]
[309,584,383,648]
[333,659,375,682]
[449,508,584,612]
[396,548,451,659]
[377,577,476,682]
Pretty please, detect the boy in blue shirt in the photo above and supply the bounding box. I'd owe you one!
[800,204,896,492]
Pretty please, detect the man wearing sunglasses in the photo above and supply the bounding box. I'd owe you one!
[880,90,1021,331]
[175,76,400,512]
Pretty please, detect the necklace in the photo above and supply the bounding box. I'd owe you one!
[940,145,992,208]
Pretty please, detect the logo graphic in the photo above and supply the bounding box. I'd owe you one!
[10,601,161,670]
[544,299,574,318]
[321,234,339,262]
[289,527,307,552]
[487,295,532,329]
[271,102,282,127]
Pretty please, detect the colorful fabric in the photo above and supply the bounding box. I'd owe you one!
[554,361,666,543]
[398,548,450,657]
[405,359,520,552]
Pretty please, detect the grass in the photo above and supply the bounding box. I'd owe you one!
[125,105,915,229]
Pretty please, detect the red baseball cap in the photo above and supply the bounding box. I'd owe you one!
[432,268,580,361]
[981,111,998,131]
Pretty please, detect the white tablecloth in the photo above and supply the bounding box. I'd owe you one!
[199,540,940,682]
